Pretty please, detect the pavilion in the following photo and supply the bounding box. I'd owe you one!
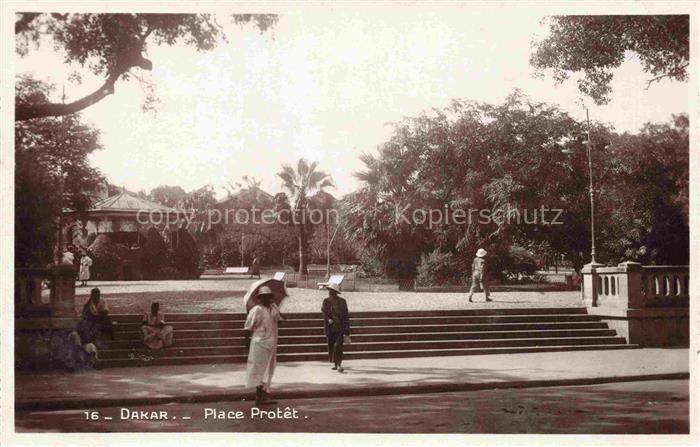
[63,190,190,249]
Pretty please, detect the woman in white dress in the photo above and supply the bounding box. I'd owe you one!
[141,302,174,351]
[244,286,284,406]
[79,252,93,286]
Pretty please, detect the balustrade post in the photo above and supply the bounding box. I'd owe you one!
[50,264,78,317]
[615,261,643,309]
[581,262,602,307]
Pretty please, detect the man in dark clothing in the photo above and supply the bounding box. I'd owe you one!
[321,283,350,372]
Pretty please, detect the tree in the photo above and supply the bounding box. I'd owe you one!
[597,114,689,265]
[277,159,334,274]
[15,13,278,121]
[345,91,689,279]
[531,15,689,104]
[149,185,187,207]
[15,76,104,267]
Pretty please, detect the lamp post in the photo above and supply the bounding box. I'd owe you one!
[563,107,601,268]
[584,108,599,266]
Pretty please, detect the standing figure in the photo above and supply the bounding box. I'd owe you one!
[82,288,115,340]
[250,256,261,279]
[321,283,350,372]
[468,248,492,303]
[244,286,283,406]
[79,252,93,286]
[141,302,174,351]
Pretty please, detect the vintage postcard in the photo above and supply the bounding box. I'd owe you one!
[1,1,697,446]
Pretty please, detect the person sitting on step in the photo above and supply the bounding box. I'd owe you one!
[65,318,102,372]
[82,288,115,340]
[141,302,174,351]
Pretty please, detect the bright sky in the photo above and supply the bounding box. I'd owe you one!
[16,9,689,198]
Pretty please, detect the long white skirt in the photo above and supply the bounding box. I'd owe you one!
[141,325,174,350]
[79,265,90,281]
[245,340,277,391]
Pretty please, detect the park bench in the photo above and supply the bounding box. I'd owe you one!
[317,274,344,290]
[307,266,328,276]
[224,267,249,275]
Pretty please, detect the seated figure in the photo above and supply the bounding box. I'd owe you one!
[141,302,174,351]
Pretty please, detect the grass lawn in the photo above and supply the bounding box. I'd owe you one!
[74,276,583,315]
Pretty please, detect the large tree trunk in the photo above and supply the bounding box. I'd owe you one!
[298,227,308,275]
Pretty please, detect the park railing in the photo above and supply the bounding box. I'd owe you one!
[15,265,78,318]
[640,266,690,303]
[583,261,689,309]
[581,261,689,347]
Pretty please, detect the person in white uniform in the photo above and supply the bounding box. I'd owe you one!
[244,286,284,406]
[79,252,93,286]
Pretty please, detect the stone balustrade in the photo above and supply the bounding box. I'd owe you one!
[15,265,79,370]
[581,261,689,347]
[15,265,78,318]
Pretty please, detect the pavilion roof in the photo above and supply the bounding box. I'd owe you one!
[84,191,183,214]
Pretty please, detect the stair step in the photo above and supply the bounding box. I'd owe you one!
[108,322,611,340]
[109,307,589,323]
[98,308,631,368]
[113,314,600,331]
[103,329,619,349]
[101,344,639,367]
[99,336,627,359]
[283,315,601,327]
[279,322,610,335]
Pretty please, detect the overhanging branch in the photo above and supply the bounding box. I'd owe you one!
[16,54,152,121]
[644,63,689,90]
[16,74,119,121]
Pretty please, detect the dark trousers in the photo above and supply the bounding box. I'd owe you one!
[326,332,344,366]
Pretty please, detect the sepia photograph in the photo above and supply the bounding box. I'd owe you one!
[1,1,696,446]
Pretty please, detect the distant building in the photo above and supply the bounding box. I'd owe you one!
[63,190,189,249]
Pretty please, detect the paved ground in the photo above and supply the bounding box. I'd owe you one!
[74,277,581,314]
[16,349,688,409]
[15,380,689,433]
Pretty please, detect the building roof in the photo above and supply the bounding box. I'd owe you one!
[84,191,184,214]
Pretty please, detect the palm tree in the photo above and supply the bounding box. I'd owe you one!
[277,158,334,275]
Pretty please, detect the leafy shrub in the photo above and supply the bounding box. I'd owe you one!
[89,234,141,280]
[415,249,463,286]
[174,228,200,279]
[497,245,539,280]
[86,232,97,247]
[158,267,180,280]
[140,227,167,279]
[358,246,383,278]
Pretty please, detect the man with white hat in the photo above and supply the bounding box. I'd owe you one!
[468,248,492,303]
[321,283,350,372]
[244,285,282,406]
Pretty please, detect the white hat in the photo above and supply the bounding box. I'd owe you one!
[326,283,342,294]
[476,248,487,258]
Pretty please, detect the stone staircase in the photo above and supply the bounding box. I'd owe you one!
[101,308,637,368]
